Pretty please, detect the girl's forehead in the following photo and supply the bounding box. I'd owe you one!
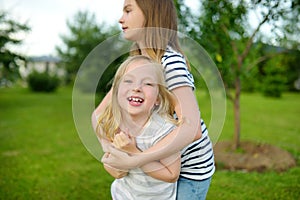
[124,61,159,81]
[123,0,135,7]
[126,60,156,73]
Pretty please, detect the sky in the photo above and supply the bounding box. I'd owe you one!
[1,0,123,56]
[1,0,199,57]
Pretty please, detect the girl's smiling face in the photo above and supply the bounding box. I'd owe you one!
[117,59,160,120]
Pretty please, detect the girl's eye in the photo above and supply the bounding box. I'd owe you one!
[144,82,154,86]
[123,79,132,83]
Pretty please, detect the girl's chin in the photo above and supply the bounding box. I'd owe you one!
[123,35,136,42]
[122,31,141,42]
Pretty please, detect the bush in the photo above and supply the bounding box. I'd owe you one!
[27,71,60,92]
[261,59,286,98]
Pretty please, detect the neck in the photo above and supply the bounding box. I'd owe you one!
[136,41,148,56]
[120,114,150,136]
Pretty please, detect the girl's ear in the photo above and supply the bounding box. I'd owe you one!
[153,101,160,111]
[155,94,161,106]
[154,98,160,106]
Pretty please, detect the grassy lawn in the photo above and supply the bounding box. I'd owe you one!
[0,86,299,199]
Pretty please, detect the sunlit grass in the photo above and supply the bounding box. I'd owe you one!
[0,86,113,199]
[0,86,299,199]
[196,90,300,200]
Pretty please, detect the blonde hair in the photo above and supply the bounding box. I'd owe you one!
[130,0,190,70]
[97,55,178,141]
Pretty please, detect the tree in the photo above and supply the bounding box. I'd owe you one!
[56,10,120,85]
[0,11,30,86]
[177,0,299,149]
[277,0,300,50]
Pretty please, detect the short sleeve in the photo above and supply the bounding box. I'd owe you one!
[161,48,195,91]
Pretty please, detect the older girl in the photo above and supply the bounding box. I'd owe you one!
[93,0,215,199]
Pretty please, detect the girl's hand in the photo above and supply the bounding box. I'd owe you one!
[113,131,138,153]
[102,132,143,170]
[102,152,129,178]
[101,146,141,170]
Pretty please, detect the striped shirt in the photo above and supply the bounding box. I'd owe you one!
[161,47,215,180]
[111,114,177,200]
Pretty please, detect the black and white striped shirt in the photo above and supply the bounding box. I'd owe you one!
[161,47,215,180]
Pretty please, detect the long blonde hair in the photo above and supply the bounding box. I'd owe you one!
[97,55,178,141]
[130,0,190,70]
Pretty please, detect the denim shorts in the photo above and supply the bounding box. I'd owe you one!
[176,176,212,200]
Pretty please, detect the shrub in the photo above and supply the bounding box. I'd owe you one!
[261,59,286,98]
[27,71,60,92]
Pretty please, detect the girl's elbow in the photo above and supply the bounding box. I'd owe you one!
[192,120,202,141]
[194,128,202,141]
[164,168,180,183]
[165,173,179,183]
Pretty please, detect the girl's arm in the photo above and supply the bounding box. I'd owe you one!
[97,136,129,179]
[100,86,201,170]
[114,132,181,183]
[102,153,128,179]
[141,153,181,183]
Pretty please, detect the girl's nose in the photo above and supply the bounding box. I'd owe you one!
[119,15,124,24]
[132,84,142,92]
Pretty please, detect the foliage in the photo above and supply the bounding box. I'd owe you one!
[95,55,128,94]
[260,55,287,97]
[56,10,120,86]
[242,44,300,95]
[189,0,298,94]
[275,0,300,50]
[177,0,300,149]
[27,71,60,92]
[74,44,129,94]
[0,10,30,86]
[282,50,300,91]
[174,0,194,33]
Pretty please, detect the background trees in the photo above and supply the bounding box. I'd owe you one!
[0,11,30,86]
[55,10,128,95]
[57,1,299,149]
[1,1,298,150]
[176,0,300,149]
[56,11,118,84]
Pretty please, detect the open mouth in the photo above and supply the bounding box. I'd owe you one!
[128,97,144,104]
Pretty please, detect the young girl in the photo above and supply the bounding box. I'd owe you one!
[96,55,181,199]
[93,0,215,199]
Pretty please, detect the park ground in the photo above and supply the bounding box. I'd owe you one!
[0,86,299,199]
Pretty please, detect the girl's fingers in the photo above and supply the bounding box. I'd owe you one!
[113,135,121,148]
[113,132,131,149]
[101,145,134,170]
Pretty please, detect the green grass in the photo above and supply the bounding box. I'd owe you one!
[0,86,299,199]
[0,86,113,199]
[197,91,300,200]
[197,91,300,158]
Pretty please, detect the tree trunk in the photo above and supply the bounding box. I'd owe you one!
[233,72,241,150]
[233,97,240,149]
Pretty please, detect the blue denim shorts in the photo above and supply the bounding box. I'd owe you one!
[176,176,212,200]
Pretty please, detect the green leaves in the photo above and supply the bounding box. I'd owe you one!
[55,11,120,84]
[0,11,30,86]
